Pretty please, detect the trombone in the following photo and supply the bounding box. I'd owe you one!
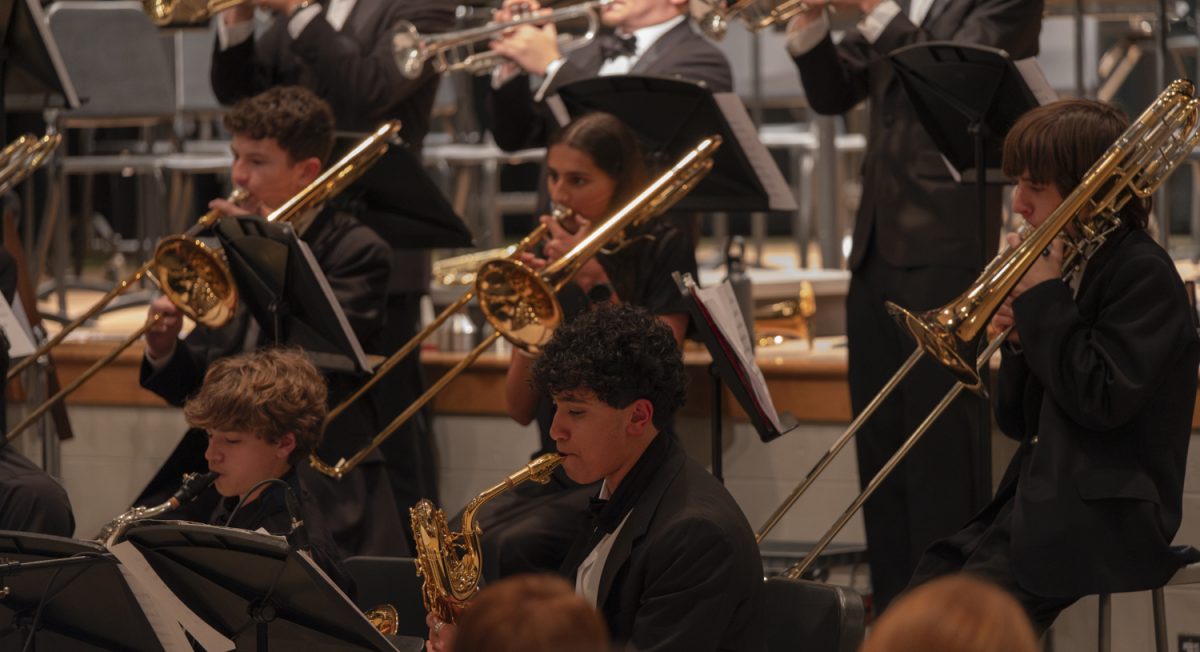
[757,80,1200,580]
[4,120,402,444]
[393,0,611,79]
[311,134,723,479]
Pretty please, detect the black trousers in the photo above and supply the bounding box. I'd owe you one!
[845,250,991,612]
[909,495,1078,633]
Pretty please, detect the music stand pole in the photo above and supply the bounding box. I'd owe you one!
[710,364,723,484]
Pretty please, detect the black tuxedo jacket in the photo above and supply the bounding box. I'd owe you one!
[994,226,1198,597]
[489,18,732,152]
[792,0,1042,270]
[211,0,454,147]
[140,208,392,462]
[587,437,764,652]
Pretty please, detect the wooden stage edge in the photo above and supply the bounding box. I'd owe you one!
[30,341,1200,428]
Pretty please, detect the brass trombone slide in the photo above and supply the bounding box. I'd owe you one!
[5,237,239,444]
[756,80,1200,578]
[5,188,247,383]
[4,121,402,442]
[311,134,723,479]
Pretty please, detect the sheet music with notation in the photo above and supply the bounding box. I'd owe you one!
[692,280,782,430]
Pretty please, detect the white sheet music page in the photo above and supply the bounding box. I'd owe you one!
[0,295,35,358]
[109,541,235,652]
[694,280,781,430]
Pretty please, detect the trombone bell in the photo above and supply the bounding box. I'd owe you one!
[887,302,984,392]
[475,258,563,354]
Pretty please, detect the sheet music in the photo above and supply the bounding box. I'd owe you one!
[1014,57,1058,106]
[0,295,36,358]
[291,233,372,373]
[110,541,235,652]
[693,280,782,429]
[713,93,798,212]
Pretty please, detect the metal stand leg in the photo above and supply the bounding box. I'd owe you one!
[1097,593,1111,652]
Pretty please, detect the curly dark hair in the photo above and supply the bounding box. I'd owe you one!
[1002,98,1148,229]
[532,304,685,431]
[184,348,327,464]
[223,86,335,164]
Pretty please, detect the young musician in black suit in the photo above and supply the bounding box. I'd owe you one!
[786,0,1044,611]
[431,305,764,652]
[478,112,697,581]
[211,0,456,528]
[908,98,1199,632]
[210,0,452,148]
[486,0,732,153]
[138,86,406,558]
[178,347,352,593]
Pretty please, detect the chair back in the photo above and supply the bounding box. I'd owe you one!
[45,1,176,124]
[764,577,865,652]
[344,556,429,639]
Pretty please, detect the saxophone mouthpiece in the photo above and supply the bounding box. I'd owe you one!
[168,471,219,509]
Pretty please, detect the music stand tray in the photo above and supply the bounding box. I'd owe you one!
[120,521,398,651]
[0,530,163,651]
[889,41,1044,185]
[214,214,373,374]
[546,75,796,213]
[675,272,798,444]
[328,136,473,250]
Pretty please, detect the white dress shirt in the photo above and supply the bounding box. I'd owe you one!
[574,481,634,607]
[216,0,357,51]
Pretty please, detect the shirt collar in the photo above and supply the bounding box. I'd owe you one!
[620,14,686,59]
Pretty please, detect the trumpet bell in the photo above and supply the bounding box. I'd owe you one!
[152,237,238,329]
[475,258,562,354]
[392,20,426,79]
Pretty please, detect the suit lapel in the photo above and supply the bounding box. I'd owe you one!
[594,442,685,606]
[342,0,372,37]
[629,20,691,75]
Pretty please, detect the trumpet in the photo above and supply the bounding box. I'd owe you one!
[413,453,563,622]
[696,0,812,40]
[392,0,611,79]
[311,135,722,479]
[757,80,1200,580]
[95,471,218,544]
[142,0,248,25]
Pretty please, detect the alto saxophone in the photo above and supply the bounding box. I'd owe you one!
[95,471,218,545]
[411,453,563,622]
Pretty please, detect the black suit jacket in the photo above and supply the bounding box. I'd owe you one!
[140,208,392,462]
[489,18,733,152]
[210,0,454,147]
[587,436,764,652]
[792,0,1042,269]
[994,227,1198,597]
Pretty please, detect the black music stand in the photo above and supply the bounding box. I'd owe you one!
[0,0,79,142]
[328,136,474,249]
[120,521,398,651]
[546,76,796,212]
[675,272,798,481]
[0,531,162,651]
[888,42,1043,509]
[214,214,372,374]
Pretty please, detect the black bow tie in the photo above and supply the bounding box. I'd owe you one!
[599,32,637,61]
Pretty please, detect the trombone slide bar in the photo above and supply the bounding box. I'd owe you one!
[313,330,504,479]
[755,347,924,543]
[783,331,1008,579]
[5,315,161,444]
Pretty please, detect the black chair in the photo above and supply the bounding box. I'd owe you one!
[344,556,430,639]
[764,578,866,652]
